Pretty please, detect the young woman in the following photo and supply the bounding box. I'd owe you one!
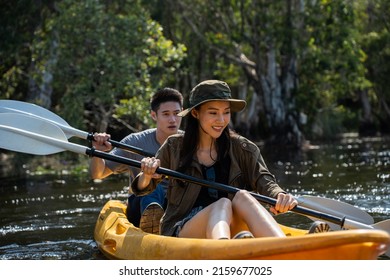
[131,80,298,239]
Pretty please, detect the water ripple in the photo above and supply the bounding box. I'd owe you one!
[0,239,102,260]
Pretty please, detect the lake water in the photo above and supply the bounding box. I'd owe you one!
[0,135,389,259]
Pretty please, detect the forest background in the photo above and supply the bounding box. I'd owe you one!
[1,0,389,171]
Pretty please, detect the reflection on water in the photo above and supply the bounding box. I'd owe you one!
[0,135,389,259]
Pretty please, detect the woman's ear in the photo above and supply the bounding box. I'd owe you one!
[191,110,198,119]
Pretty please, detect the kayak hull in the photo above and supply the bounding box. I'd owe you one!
[94,200,390,260]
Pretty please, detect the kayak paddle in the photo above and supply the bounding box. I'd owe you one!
[296,195,374,230]
[0,99,154,157]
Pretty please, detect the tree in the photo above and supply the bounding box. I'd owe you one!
[28,0,186,133]
[363,0,390,133]
[299,0,373,138]
[154,0,377,145]
[0,0,58,101]
[152,0,309,146]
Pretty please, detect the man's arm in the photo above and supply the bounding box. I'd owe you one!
[90,157,113,179]
[89,133,114,179]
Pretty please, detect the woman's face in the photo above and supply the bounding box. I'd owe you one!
[192,100,231,139]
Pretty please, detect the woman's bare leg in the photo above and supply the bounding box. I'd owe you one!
[232,190,285,238]
[178,198,232,239]
[230,210,249,237]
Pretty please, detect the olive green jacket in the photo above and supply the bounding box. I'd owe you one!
[131,134,286,236]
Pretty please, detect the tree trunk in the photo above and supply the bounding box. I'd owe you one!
[377,93,390,134]
[27,34,58,109]
[235,0,305,148]
[241,50,304,147]
[358,89,376,136]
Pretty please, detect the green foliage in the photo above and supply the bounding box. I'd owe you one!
[361,0,390,126]
[1,0,390,143]
[0,0,51,100]
[297,0,372,137]
[31,0,186,130]
[311,104,359,139]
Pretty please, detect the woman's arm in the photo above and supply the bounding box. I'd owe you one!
[235,137,298,213]
[131,157,162,195]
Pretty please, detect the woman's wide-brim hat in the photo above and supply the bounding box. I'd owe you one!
[178,80,247,117]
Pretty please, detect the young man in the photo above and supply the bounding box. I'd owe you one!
[90,88,183,234]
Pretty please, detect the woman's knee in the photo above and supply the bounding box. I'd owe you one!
[232,190,251,206]
[215,197,232,210]
[209,197,232,217]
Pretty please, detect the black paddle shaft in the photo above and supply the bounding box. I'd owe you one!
[87,148,346,227]
[86,133,155,157]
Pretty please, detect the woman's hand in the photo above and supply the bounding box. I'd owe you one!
[137,157,162,190]
[270,193,298,215]
[140,157,161,179]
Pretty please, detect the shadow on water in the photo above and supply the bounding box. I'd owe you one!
[0,135,389,259]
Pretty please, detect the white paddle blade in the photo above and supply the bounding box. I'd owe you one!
[0,100,69,126]
[297,195,374,230]
[0,113,67,155]
[0,99,89,139]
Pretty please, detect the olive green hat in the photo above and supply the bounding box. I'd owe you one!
[178,80,246,117]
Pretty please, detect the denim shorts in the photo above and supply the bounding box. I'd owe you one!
[173,206,203,237]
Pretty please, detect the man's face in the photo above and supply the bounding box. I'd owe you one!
[152,101,182,136]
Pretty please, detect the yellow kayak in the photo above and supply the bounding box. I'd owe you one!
[94,200,390,260]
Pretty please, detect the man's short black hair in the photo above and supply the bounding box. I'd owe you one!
[150,88,183,112]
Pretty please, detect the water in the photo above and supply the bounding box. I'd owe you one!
[0,175,129,259]
[0,135,389,259]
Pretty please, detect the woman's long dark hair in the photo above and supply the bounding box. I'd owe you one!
[178,108,231,173]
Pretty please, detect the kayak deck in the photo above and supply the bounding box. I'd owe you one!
[94,200,390,260]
